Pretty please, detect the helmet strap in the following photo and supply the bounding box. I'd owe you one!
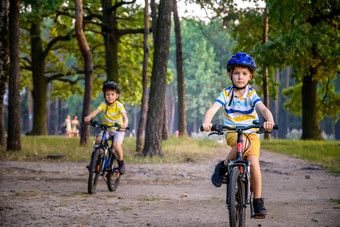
[106,100,116,105]
[232,83,247,90]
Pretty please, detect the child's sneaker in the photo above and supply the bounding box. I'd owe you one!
[211,160,228,187]
[253,198,267,216]
[118,160,125,175]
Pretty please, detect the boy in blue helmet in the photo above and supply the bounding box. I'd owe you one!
[202,52,275,216]
[85,81,129,175]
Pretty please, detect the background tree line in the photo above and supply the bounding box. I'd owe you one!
[0,0,339,154]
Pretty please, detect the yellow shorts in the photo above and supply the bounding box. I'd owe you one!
[226,132,261,159]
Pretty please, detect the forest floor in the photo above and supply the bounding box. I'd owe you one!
[0,148,339,227]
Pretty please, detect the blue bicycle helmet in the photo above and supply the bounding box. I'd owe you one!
[103,81,120,94]
[226,52,256,73]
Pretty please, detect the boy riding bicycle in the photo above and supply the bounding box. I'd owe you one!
[84,81,129,175]
[202,52,275,216]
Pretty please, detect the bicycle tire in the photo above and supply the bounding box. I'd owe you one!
[227,167,246,227]
[107,151,120,191]
[88,149,103,194]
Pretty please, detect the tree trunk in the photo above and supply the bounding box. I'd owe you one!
[173,0,188,137]
[0,0,9,145]
[274,68,280,138]
[101,0,119,82]
[168,83,175,134]
[7,0,21,151]
[46,83,51,134]
[162,98,169,140]
[75,0,93,145]
[30,19,48,135]
[54,97,59,135]
[150,0,157,46]
[136,0,150,152]
[283,66,290,138]
[143,0,173,157]
[301,72,322,140]
[262,7,270,140]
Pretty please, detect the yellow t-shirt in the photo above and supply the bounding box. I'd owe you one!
[97,101,126,127]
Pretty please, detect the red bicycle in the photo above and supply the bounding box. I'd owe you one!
[201,121,278,227]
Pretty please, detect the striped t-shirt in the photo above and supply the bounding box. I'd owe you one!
[97,101,126,129]
[215,85,262,133]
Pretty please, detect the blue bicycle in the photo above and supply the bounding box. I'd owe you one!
[87,120,129,194]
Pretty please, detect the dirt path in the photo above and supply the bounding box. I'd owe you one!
[0,149,339,227]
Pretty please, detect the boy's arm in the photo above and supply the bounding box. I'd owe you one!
[121,112,129,129]
[84,108,101,123]
[203,102,221,131]
[256,102,275,131]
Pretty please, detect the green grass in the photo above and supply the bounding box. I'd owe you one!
[0,136,94,161]
[261,139,340,174]
[329,198,340,204]
[0,136,225,164]
[1,136,339,175]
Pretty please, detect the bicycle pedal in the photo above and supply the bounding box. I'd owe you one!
[253,215,265,219]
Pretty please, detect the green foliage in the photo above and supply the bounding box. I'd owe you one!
[19,0,149,105]
[265,0,340,119]
[169,19,234,128]
[282,84,302,116]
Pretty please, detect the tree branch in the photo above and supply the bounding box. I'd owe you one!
[42,31,75,60]
[117,27,152,36]
[109,0,136,12]
[46,73,84,84]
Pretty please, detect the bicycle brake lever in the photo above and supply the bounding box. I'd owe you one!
[258,128,264,134]
[208,131,223,136]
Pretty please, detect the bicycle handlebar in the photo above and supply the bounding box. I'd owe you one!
[199,123,278,133]
[86,120,130,131]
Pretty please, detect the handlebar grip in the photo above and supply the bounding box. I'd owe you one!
[90,119,98,125]
[200,126,204,132]
[273,124,279,130]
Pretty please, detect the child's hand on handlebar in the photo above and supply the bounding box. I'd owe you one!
[120,124,128,129]
[263,121,275,131]
[84,116,91,123]
[203,122,213,131]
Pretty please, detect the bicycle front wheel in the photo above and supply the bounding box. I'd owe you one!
[88,149,103,194]
[107,151,120,191]
[227,167,246,227]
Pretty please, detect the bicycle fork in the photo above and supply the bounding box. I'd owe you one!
[225,161,250,209]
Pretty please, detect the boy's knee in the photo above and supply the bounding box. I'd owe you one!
[114,142,122,149]
[247,155,260,167]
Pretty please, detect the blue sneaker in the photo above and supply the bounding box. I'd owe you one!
[253,198,267,216]
[211,161,228,187]
[118,160,125,175]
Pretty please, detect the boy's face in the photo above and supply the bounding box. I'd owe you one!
[104,89,119,104]
[228,66,252,88]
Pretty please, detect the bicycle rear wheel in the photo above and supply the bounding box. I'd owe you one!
[107,151,120,191]
[227,167,246,227]
[88,149,103,194]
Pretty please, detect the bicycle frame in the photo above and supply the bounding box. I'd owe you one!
[226,127,251,208]
[94,130,120,176]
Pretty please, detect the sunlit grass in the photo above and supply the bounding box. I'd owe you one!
[261,139,340,174]
[1,136,339,175]
[0,136,94,161]
[0,136,226,164]
[122,136,225,163]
